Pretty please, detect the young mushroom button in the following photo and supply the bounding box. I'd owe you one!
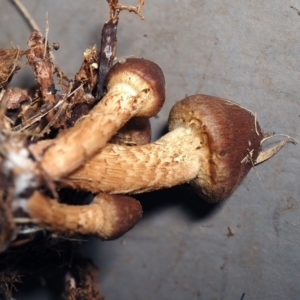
[64,94,263,203]
[32,58,165,179]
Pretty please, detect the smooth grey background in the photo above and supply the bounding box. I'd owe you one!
[1,0,300,299]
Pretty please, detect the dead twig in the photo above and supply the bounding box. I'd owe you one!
[96,18,119,99]
[107,0,145,20]
[10,0,41,31]
[43,12,49,59]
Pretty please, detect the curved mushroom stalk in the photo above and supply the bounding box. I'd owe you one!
[63,94,264,203]
[32,58,165,180]
[27,192,142,239]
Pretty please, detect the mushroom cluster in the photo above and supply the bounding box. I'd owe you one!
[0,2,295,255]
[0,53,295,251]
[1,2,298,300]
[28,56,166,239]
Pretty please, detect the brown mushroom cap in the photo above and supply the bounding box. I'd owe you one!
[96,193,143,239]
[168,94,263,202]
[106,58,165,117]
[109,117,152,145]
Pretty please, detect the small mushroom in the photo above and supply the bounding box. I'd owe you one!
[0,132,142,246]
[27,191,143,239]
[63,94,264,202]
[109,117,151,145]
[32,58,165,179]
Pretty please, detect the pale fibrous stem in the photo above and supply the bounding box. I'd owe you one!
[64,126,208,194]
[31,87,141,179]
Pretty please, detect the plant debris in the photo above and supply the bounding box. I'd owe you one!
[0,1,146,298]
[0,0,296,299]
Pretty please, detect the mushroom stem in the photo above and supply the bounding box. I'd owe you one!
[62,94,264,202]
[32,58,165,179]
[27,191,142,239]
[37,89,142,178]
[63,127,202,194]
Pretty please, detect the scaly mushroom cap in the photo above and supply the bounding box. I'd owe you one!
[106,58,165,117]
[168,94,263,202]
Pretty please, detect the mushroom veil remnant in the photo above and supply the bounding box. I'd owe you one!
[64,94,264,202]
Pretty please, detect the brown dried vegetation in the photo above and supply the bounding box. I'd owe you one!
[0,1,146,299]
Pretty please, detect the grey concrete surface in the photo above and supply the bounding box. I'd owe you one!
[1,0,300,299]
